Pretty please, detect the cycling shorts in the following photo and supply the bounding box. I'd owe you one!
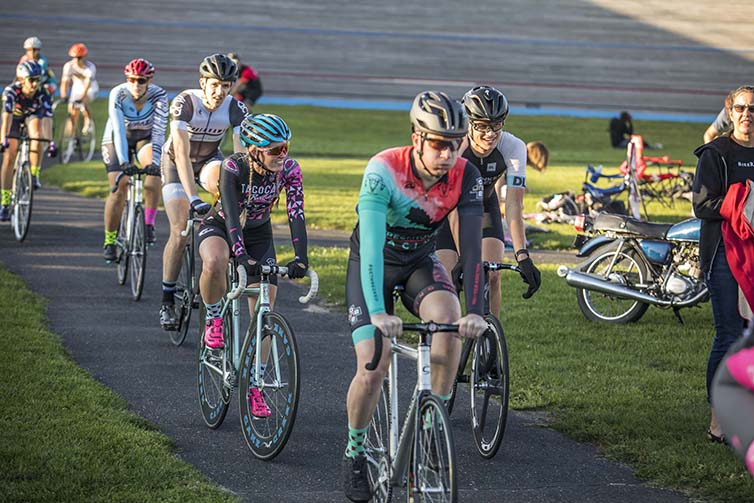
[161,149,223,186]
[102,133,151,172]
[435,209,504,252]
[196,216,278,286]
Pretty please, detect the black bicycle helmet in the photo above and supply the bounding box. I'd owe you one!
[462,86,509,122]
[199,53,238,81]
[410,91,468,138]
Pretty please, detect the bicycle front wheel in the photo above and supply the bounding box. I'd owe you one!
[197,303,232,429]
[11,160,33,242]
[128,205,147,301]
[116,206,129,285]
[469,315,509,459]
[171,246,194,346]
[367,380,392,502]
[238,312,300,460]
[80,119,95,162]
[411,394,457,502]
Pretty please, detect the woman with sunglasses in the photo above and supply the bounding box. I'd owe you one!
[693,85,754,444]
[59,43,98,136]
[0,61,55,221]
[101,59,168,261]
[196,113,307,416]
[436,86,541,320]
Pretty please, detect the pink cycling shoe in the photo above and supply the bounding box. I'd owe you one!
[248,387,271,418]
[204,317,224,349]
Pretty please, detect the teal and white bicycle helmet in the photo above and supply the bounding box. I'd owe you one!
[239,114,291,147]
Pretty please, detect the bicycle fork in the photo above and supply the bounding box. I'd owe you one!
[250,280,284,393]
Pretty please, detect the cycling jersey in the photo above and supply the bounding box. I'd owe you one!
[2,82,52,120]
[18,54,57,92]
[102,83,168,166]
[210,152,307,263]
[350,146,484,317]
[165,89,247,164]
[61,60,98,102]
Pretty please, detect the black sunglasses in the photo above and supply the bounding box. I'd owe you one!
[425,137,462,152]
[732,104,754,114]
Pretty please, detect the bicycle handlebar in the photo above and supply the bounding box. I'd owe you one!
[365,322,459,371]
[226,265,319,302]
[110,165,152,192]
[180,209,202,237]
[483,261,521,274]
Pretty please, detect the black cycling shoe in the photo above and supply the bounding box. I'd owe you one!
[342,454,371,502]
[103,244,117,263]
[0,205,10,222]
[159,303,179,331]
[145,224,156,246]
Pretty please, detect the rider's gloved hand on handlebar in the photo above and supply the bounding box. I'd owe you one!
[235,253,261,278]
[0,137,9,153]
[517,254,542,299]
[119,163,135,176]
[146,163,161,177]
[285,257,308,279]
[189,196,211,215]
[47,141,57,158]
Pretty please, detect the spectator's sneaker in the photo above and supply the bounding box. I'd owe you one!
[342,454,371,502]
[248,387,271,418]
[33,176,42,190]
[103,244,117,263]
[145,224,156,246]
[204,317,224,349]
[0,205,10,222]
[159,303,178,331]
[652,142,664,150]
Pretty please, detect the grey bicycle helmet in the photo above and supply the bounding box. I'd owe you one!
[462,86,509,122]
[199,53,238,81]
[24,37,42,50]
[410,91,468,138]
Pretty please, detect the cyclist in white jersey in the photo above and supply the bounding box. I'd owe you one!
[59,43,98,135]
[436,86,541,318]
[159,53,248,330]
[101,59,168,262]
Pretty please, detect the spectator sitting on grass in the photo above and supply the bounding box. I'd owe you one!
[609,111,662,149]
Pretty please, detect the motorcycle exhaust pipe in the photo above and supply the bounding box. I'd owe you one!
[557,267,706,307]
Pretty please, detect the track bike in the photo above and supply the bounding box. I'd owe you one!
[52,99,95,163]
[7,124,38,242]
[171,209,203,346]
[365,320,460,502]
[197,264,318,460]
[110,163,158,301]
[445,261,518,459]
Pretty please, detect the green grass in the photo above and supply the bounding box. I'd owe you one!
[0,264,238,503]
[274,246,754,502]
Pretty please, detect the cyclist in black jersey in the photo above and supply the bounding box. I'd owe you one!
[0,61,55,221]
[159,54,247,331]
[436,86,541,318]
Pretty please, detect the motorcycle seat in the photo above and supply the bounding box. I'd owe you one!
[593,212,672,239]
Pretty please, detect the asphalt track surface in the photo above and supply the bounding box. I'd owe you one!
[0,188,690,502]
[1,1,753,115]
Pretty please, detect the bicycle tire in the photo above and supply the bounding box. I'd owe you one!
[51,100,71,165]
[446,338,473,415]
[116,206,129,285]
[238,312,301,460]
[129,205,147,301]
[411,394,457,502]
[469,315,509,459]
[366,379,392,502]
[11,159,33,242]
[197,302,232,429]
[171,246,194,346]
[81,120,95,162]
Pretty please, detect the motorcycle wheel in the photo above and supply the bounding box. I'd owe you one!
[576,246,650,323]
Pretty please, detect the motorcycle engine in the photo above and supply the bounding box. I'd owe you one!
[666,273,694,296]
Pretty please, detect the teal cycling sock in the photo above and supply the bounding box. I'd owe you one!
[345,424,368,458]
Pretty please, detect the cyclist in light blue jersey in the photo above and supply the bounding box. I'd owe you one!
[101,59,168,261]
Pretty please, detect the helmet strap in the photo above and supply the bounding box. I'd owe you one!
[415,133,440,181]
[249,150,274,174]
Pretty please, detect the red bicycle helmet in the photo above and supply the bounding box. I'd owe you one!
[68,43,88,58]
[124,58,155,79]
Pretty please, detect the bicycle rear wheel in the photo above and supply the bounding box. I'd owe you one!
[469,315,509,459]
[80,119,95,162]
[171,246,194,346]
[238,312,300,460]
[411,394,457,502]
[128,205,147,301]
[116,206,129,285]
[197,303,233,429]
[11,160,33,242]
[366,380,392,502]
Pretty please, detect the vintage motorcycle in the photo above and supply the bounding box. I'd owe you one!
[557,212,708,324]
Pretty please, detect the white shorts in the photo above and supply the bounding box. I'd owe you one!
[70,80,98,103]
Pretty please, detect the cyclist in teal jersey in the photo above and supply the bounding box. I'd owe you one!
[341,91,488,501]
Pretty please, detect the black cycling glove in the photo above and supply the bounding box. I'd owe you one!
[236,253,261,278]
[518,257,542,299]
[190,197,211,215]
[285,257,308,279]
